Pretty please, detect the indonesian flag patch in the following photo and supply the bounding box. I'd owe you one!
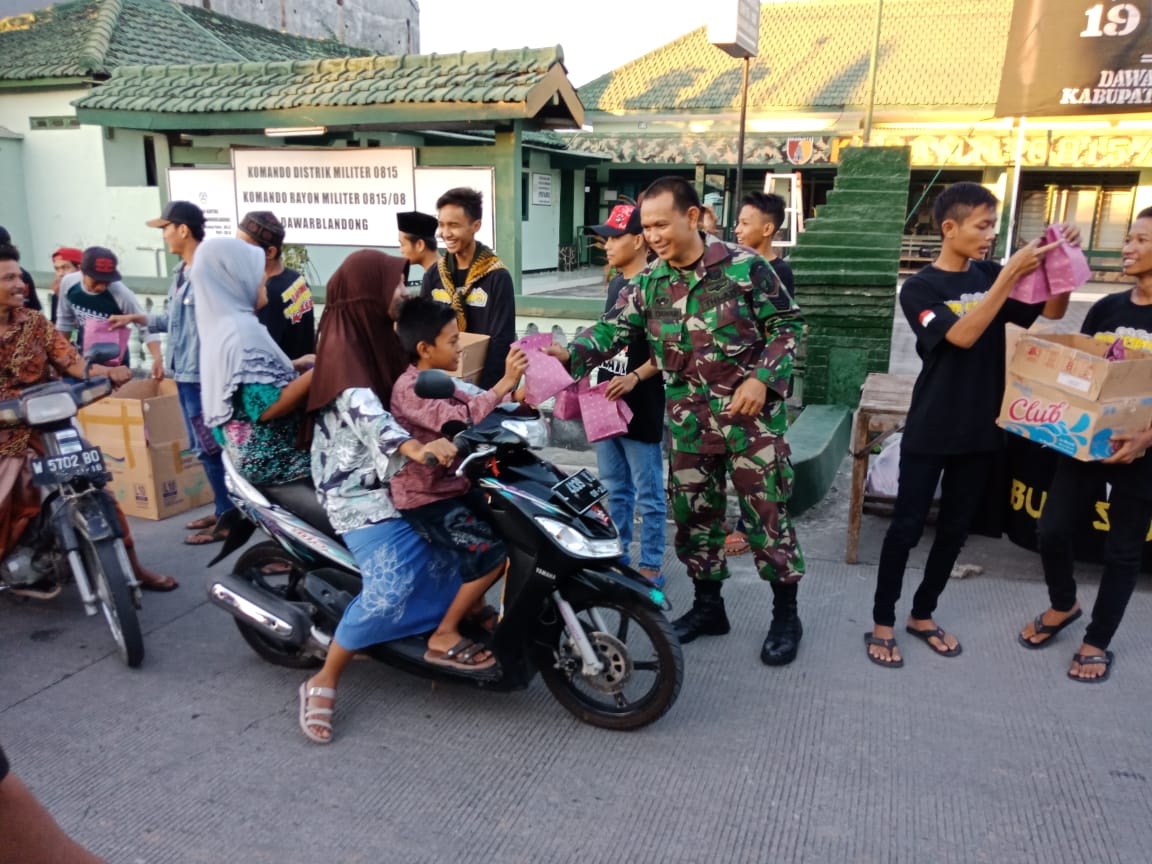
[918,309,936,327]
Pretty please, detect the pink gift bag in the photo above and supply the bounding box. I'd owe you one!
[513,333,575,406]
[1011,226,1090,303]
[82,317,129,366]
[578,381,633,442]
[1011,264,1050,304]
[1041,226,1092,294]
[551,384,581,420]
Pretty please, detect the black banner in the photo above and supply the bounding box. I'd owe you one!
[997,0,1152,116]
[1003,435,1152,571]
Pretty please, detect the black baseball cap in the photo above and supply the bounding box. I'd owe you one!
[147,200,205,230]
[586,204,643,238]
[81,246,122,283]
[239,211,286,249]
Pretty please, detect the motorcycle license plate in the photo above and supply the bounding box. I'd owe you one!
[552,469,608,514]
[30,446,107,486]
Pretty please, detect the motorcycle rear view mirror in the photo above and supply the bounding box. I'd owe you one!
[414,370,457,400]
[84,342,122,379]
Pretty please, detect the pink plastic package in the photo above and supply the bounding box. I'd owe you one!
[1010,226,1091,303]
[1041,225,1092,294]
[513,333,575,406]
[82,317,129,366]
[578,381,633,442]
[1011,265,1050,304]
[551,384,581,420]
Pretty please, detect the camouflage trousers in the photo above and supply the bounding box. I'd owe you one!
[668,437,805,584]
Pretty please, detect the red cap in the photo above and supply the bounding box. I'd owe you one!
[52,247,83,265]
[586,204,642,238]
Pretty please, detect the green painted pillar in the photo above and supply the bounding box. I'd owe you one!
[493,122,524,291]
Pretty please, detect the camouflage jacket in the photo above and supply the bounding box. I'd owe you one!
[570,234,803,454]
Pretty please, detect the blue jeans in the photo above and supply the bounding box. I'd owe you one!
[176,381,232,518]
[595,436,666,571]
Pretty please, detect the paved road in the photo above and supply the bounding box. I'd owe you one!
[3,459,1150,864]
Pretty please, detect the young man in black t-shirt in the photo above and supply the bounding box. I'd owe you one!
[585,204,667,587]
[735,191,794,295]
[1017,207,1152,683]
[866,182,1078,668]
[237,211,316,361]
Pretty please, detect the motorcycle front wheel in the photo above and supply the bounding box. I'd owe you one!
[80,537,144,668]
[535,596,683,731]
[232,541,322,670]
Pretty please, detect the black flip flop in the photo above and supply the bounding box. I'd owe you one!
[1067,651,1114,684]
[904,625,962,657]
[1017,609,1082,650]
[864,632,904,668]
[424,638,496,672]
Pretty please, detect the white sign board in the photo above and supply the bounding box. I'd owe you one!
[232,147,416,246]
[413,166,496,249]
[708,0,760,58]
[531,172,553,206]
[167,168,238,238]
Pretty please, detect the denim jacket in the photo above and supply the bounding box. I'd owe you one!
[146,261,201,383]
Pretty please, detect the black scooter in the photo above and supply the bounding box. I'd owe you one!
[207,371,683,730]
[0,344,144,667]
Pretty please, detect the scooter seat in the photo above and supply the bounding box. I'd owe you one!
[256,480,340,541]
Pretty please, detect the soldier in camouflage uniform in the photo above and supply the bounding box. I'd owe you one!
[548,176,806,665]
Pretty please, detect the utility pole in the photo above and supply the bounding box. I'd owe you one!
[862,0,884,145]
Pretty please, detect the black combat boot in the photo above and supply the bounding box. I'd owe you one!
[760,582,802,666]
[673,581,730,644]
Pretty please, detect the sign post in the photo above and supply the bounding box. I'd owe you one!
[231,148,416,246]
[709,0,760,231]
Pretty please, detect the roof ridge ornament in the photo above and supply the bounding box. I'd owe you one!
[78,0,125,75]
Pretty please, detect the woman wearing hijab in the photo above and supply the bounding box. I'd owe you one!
[298,250,462,744]
[193,237,312,485]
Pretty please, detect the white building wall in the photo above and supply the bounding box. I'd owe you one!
[174,0,419,53]
[521,150,560,272]
[0,88,165,279]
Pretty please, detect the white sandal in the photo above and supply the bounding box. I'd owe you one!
[298,681,336,744]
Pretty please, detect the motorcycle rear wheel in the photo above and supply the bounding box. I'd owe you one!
[81,537,144,668]
[536,596,683,731]
[232,542,322,670]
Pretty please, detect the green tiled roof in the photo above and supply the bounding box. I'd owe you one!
[0,0,364,81]
[76,46,570,115]
[579,0,1013,112]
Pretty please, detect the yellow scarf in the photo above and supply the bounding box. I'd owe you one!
[437,243,506,333]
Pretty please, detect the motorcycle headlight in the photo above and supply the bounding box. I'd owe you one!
[23,392,77,425]
[535,516,622,559]
[501,418,550,449]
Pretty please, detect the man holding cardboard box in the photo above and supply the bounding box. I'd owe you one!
[110,202,235,544]
[421,188,515,390]
[866,182,1079,669]
[1016,207,1152,683]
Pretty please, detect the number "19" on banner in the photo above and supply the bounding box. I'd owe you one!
[1080,2,1141,37]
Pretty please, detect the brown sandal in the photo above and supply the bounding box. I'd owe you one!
[185,514,217,531]
[184,524,229,546]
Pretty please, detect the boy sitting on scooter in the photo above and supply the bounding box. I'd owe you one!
[390,297,528,671]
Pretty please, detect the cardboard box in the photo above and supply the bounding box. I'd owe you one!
[997,332,1152,461]
[451,332,490,384]
[78,378,188,449]
[77,378,212,519]
[96,437,214,521]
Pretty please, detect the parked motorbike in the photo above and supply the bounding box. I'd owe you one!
[208,371,684,730]
[0,345,144,667]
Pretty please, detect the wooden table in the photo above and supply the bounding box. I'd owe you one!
[846,373,916,564]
